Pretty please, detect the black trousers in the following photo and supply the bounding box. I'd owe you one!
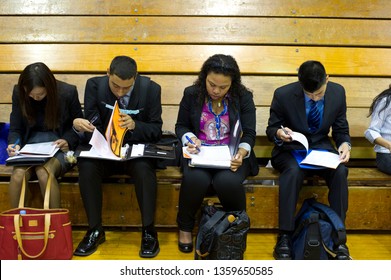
[78,157,157,229]
[177,159,250,232]
[271,151,349,232]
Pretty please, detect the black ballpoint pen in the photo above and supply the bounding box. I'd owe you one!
[90,115,99,125]
[280,125,289,135]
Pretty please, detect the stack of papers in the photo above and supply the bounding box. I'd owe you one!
[79,127,175,161]
[6,141,60,166]
[183,146,232,168]
[18,142,59,156]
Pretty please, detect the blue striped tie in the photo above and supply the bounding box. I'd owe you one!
[308,100,320,132]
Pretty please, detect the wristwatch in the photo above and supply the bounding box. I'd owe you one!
[344,142,352,151]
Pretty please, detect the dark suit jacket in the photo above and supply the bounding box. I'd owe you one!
[8,80,83,150]
[83,75,162,144]
[175,85,259,176]
[266,81,351,158]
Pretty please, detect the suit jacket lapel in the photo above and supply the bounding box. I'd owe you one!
[228,98,240,128]
[322,90,331,127]
[128,77,141,109]
[191,99,203,135]
[293,90,308,130]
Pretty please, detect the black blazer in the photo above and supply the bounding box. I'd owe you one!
[83,75,163,144]
[8,80,83,150]
[175,85,259,176]
[266,81,351,158]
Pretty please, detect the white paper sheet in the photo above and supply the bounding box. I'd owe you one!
[290,131,341,169]
[300,150,341,169]
[18,141,59,155]
[183,145,232,168]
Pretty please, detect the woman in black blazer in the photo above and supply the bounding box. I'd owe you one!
[175,54,259,253]
[6,62,83,208]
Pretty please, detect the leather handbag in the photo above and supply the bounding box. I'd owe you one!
[195,201,250,260]
[0,166,73,260]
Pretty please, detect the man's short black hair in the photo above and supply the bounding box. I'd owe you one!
[298,60,327,92]
[109,56,137,80]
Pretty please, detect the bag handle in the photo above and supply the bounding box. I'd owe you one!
[14,165,54,259]
[18,165,53,209]
[14,213,51,259]
[195,210,226,257]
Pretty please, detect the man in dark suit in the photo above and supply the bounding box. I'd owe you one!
[266,60,351,260]
[72,56,163,258]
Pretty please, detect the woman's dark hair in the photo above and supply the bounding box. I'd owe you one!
[194,54,247,104]
[368,84,391,117]
[298,60,327,92]
[17,62,59,129]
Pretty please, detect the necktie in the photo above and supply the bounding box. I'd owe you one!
[308,100,320,132]
[119,96,128,109]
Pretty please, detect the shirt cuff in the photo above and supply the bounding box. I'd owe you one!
[182,132,197,146]
[238,143,251,159]
[274,135,284,146]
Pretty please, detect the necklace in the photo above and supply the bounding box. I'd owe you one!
[207,98,227,140]
[217,102,221,108]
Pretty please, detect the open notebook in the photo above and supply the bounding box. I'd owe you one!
[6,142,60,166]
[289,131,341,169]
[183,119,242,169]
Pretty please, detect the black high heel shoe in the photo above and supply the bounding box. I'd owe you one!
[178,230,193,253]
[178,241,193,253]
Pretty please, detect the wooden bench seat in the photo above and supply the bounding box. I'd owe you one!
[1,164,390,230]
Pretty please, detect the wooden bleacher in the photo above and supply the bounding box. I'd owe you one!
[0,0,391,230]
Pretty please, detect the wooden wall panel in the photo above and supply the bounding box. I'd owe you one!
[1,44,391,76]
[1,0,390,18]
[1,17,390,46]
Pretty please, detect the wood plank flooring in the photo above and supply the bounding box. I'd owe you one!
[71,228,391,260]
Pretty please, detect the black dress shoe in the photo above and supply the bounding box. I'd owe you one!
[74,227,106,256]
[273,234,292,260]
[335,244,351,260]
[178,241,193,253]
[139,227,160,258]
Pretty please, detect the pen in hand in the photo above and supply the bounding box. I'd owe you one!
[280,125,289,135]
[12,138,20,148]
[89,115,99,125]
[185,136,200,152]
[9,138,20,155]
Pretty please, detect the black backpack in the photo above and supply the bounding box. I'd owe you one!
[292,197,351,260]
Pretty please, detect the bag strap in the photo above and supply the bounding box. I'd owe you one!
[195,210,226,257]
[42,166,54,209]
[18,166,33,208]
[307,198,347,245]
[18,165,54,209]
[14,213,51,259]
[303,212,322,259]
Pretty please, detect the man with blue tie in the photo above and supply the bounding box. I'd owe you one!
[266,60,351,260]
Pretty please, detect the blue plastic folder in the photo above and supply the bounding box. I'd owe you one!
[292,149,327,169]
